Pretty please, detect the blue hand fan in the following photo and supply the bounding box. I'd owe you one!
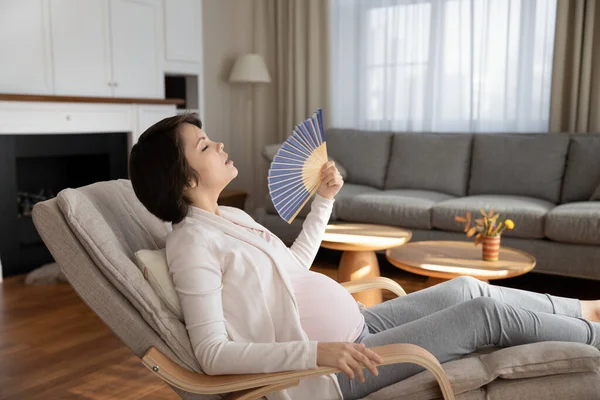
[268,109,328,224]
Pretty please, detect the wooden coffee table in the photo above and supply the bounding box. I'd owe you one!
[321,224,412,306]
[386,241,536,287]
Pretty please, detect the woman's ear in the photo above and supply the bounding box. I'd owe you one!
[187,174,200,189]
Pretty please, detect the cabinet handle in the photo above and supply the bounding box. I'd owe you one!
[66,115,71,121]
[108,82,114,87]
[114,82,119,87]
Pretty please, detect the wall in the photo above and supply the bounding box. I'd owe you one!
[202,0,277,212]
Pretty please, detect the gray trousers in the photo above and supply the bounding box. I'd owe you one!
[336,276,600,400]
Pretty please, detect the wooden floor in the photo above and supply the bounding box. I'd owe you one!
[0,276,179,400]
[1,249,599,399]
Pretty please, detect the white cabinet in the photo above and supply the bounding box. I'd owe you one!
[164,0,202,64]
[0,0,164,99]
[163,0,203,75]
[0,0,53,95]
[50,0,163,99]
[110,0,164,99]
[50,0,113,97]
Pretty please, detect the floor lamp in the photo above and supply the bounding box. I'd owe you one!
[228,54,271,210]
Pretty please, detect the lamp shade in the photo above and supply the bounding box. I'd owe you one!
[229,53,271,83]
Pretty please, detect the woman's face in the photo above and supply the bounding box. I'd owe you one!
[180,122,238,191]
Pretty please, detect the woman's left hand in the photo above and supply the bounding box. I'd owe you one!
[317,161,344,200]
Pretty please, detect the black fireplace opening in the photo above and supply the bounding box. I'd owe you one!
[0,133,128,278]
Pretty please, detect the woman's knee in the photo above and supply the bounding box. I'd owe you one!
[468,296,501,312]
[453,275,482,291]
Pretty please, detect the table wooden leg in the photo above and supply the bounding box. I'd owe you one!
[337,250,382,307]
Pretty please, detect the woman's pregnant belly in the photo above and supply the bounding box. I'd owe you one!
[291,270,365,342]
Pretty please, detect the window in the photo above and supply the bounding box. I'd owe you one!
[330,0,558,132]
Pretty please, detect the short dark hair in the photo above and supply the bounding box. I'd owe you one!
[129,113,202,223]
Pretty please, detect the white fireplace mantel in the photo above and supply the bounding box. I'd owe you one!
[0,99,176,281]
[0,100,176,147]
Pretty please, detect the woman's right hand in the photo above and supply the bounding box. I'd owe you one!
[317,342,383,383]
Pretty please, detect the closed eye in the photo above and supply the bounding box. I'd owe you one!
[202,144,209,152]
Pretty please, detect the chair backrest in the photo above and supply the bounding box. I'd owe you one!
[32,179,220,400]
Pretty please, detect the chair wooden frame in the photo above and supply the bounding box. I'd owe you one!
[142,277,455,400]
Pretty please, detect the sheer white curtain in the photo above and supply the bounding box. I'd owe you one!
[330,0,557,132]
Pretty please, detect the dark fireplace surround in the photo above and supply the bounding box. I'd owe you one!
[0,133,128,277]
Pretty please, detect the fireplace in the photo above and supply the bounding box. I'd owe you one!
[0,133,128,277]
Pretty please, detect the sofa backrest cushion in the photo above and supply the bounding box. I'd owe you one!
[468,134,569,203]
[561,134,600,203]
[326,129,393,189]
[385,133,473,196]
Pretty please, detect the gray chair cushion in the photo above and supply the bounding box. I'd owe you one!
[54,180,204,375]
[432,195,555,239]
[326,128,393,189]
[545,202,600,245]
[561,134,600,203]
[336,190,454,230]
[363,341,600,400]
[385,133,473,197]
[468,134,569,203]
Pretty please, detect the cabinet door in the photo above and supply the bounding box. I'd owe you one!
[49,0,113,97]
[0,0,53,95]
[164,0,202,64]
[110,0,163,99]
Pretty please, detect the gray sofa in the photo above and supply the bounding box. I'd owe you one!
[259,130,600,280]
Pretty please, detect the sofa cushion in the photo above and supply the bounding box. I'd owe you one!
[561,134,600,203]
[432,195,555,239]
[335,190,454,230]
[545,202,600,245]
[326,128,393,189]
[364,341,600,400]
[468,134,569,203]
[385,133,472,196]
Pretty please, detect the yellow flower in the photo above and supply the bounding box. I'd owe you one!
[505,219,515,230]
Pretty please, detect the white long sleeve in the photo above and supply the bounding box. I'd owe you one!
[288,193,335,270]
[166,227,317,376]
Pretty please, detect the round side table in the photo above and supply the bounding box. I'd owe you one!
[386,241,536,287]
[321,224,412,307]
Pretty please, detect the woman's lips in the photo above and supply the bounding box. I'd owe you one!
[225,160,234,165]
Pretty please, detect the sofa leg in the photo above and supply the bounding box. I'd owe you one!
[338,250,383,306]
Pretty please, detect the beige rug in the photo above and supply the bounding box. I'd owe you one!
[25,262,68,285]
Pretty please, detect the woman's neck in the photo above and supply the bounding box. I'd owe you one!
[188,188,221,216]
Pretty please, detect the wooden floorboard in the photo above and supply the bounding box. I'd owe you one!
[1,249,598,399]
[0,275,179,400]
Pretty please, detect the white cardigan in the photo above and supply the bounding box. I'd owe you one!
[166,194,343,400]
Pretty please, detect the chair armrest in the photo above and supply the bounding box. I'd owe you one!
[341,276,407,297]
[142,343,454,400]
